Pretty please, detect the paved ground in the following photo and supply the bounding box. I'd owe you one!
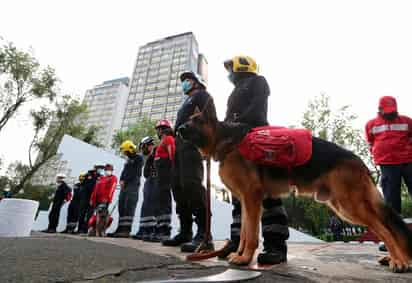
[1,233,412,282]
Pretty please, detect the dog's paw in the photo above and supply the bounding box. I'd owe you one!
[379,256,410,273]
[227,253,252,265]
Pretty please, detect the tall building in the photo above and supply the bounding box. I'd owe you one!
[83,77,129,149]
[122,32,207,129]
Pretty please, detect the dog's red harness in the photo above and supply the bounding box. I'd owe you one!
[238,126,312,184]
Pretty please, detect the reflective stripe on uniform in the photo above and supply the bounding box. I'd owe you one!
[140,221,157,227]
[371,123,408,134]
[261,223,289,235]
[140,216,156,222]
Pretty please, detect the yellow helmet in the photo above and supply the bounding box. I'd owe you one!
[79,172,86,182]
[120,140,137,154]
[224,56,258,74]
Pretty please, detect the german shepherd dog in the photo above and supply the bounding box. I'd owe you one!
[178,99,412,272]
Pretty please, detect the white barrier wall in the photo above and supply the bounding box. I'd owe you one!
[0,199,39,237]
[32,134,323,243]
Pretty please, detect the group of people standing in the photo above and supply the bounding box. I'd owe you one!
[41,57,290,264]
[41,54,412,264]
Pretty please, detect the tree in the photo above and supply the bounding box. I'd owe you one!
[9,96,100,194]
[111,116,157,150]
[0,40,57,133]
[284,94,374,236]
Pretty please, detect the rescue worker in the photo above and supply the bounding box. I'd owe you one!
[62,173,86,234]
[220,56,289,264]
[162,71,214,253]
[133,136,158,240]
[146,119,174,242]
[88,164,117,236]
[365,96,412,251]
[44,174,72,233]
[110,140,143,237]
[78,165,104,234]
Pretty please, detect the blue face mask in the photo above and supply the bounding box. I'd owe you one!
[181,79,193,94]
[228,72,235,84]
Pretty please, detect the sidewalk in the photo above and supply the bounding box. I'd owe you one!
[1,233,412,282]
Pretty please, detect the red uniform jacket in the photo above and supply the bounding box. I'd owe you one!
[365,114,412,165]
[89,175,117,207]
[155,135,176,163]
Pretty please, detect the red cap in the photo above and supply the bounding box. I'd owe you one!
[379,96,397,114]
[155,119,172,129]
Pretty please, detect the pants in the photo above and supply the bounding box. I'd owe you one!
[66,193,81,231]
[380,163,412,214]
[173,136,207,235]
[78,191,93,233]
[48,200,64,230]
[137,177,157,234]
[230,197,289,249]
[117,180,139,233]
[154,158,172,234]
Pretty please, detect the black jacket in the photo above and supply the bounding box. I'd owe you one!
[82,170,99,200]
[120,153,143,185]
[175,89,212,132]
[225,74,270,127]
[71,182,82,203]
[53,181,71,204]
[143,147,157,179]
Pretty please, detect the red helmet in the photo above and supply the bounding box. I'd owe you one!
[155,119,172,129]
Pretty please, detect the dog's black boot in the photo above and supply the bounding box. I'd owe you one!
[257,243,287,265]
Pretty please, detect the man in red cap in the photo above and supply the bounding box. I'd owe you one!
[365,95,412,215]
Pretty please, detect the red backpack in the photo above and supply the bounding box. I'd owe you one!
[238,126,312,168]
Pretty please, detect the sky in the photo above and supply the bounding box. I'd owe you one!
[1,0,412,168]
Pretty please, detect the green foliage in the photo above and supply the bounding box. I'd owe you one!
[111,116,157,150]
[0,39,57,132]
[9,96,100,194]
[284,94,375,238]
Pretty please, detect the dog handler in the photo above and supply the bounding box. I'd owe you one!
[162,71,214,253]
[365,96,412,251]
[221,56,289,264]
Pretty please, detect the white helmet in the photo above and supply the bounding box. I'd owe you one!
[56,173,66,179]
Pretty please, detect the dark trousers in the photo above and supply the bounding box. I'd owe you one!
[380,163,412,214]
[117,181,139,233]
[78,192,93,233]
[138,177,157,233]
[230,197,289,249]
[48,201,64,230]
[173,136,207,235]
[154,158,172,233]
[66,196,80,230]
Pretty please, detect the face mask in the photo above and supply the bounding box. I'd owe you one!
[227,72,235,84]
[97,169,104,175]
[382,112,398,121]
[105,170,112,176]
[181,79,193,94]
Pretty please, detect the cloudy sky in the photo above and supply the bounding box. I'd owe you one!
[1,0,412,167]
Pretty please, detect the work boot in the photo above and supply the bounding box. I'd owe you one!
[218,240,239,259]
[180,230,214,253]
[162,232,192,246]
[162,214,192,246]
[147,226,171,243]
[107,227,130,238]
[132,227,148,240]
[257,243,287,265]
[42,228,56,234]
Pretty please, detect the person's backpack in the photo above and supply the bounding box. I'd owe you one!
[238,126,312,167]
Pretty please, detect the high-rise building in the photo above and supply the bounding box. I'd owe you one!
[122,32,207,129]
[83,77,129,149]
